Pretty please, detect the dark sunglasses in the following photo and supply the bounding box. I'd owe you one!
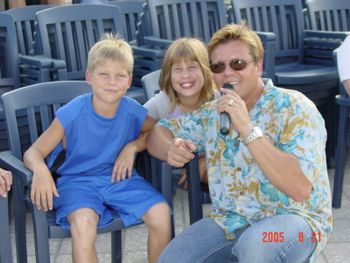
[210,58,255,73]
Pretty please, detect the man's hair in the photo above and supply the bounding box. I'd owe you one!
[87,33,133,75]
[159,37,216,108]
[207,23,264,63]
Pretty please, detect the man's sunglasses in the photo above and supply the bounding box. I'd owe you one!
[210,58,255,74]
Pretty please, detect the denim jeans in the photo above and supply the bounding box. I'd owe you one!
[158,214,316,263]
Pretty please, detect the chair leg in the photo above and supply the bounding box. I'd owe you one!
[32,207,51,263]
[333,106,349,208]
[111,230,122,263]
[0,197,13,263]
[159,161,175,238]
[186,154,203,225]
[12,180,28,263]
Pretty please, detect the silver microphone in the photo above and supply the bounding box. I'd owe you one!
[220,83,235,135]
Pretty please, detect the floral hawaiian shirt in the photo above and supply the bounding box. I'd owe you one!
[158,79,332,261]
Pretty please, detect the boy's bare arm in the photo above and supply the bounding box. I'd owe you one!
[112,116,156,181]
[23,118,65,211]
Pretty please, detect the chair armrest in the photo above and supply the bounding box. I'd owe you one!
[304,31,349,65]
[185,153,204,224]
[19,54,67,84]
[0,151,32,187]
[336,95,350,107]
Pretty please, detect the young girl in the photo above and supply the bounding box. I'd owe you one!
[114,37,218,186]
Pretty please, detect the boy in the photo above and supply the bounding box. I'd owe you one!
[24,34,171,263]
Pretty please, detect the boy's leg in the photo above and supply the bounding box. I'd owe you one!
[142,202,171,263]
[67,208,99,263]
[232,214,316,263]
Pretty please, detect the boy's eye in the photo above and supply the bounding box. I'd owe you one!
[116,74,127,79]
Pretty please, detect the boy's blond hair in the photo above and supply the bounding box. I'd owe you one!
[208,23,264,63]
[87,33,133,75]
[159,38,217,109]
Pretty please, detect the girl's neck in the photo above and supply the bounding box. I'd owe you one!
[178,96,202,113]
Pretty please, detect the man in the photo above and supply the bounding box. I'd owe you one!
[147,23,332,263]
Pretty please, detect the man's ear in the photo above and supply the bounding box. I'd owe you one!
[257,60,264,76]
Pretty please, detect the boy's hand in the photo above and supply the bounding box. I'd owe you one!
[31,165,59,211]
[112,144,136,182]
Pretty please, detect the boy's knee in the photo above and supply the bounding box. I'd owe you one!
[68,209,99,237]
[143,202,171,228]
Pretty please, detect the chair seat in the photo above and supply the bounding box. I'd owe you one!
[276,63,337,85]
[46,210,125,238]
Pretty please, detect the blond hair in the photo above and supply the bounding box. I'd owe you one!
[87,33,133,75]
[208,23,264,63]
[159,38,216,109]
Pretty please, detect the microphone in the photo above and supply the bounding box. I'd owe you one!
[220,83,235,135]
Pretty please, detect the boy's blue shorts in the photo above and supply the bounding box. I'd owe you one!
[53,174,166,230]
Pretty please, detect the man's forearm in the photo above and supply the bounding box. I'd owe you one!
[147,126,174,160]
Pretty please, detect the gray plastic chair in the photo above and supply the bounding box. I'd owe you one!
[141,69,161,100]
[4,5,53,56]
[136,0,227,50]
[306,0,350,31]
[0,13,21,152]
[19,4,156,104]
[0,81,125,263]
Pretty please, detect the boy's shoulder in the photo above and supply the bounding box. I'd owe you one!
[121,96,145,113]
[56,93,91,123]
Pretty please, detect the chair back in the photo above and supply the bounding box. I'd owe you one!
[230,0,305,64]
[306,0,350,31]
[1,81,91,159]
[35,4,124,81]
[4,5,53,56]
[146,0,227,43]
[107,1,144,42]
[141,69,161,99]
[0,13,20,91]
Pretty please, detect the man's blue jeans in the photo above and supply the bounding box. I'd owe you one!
[158,214,316,263]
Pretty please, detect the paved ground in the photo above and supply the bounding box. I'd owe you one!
[10,162,350,263]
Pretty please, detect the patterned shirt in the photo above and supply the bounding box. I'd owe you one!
[158,79,332,261]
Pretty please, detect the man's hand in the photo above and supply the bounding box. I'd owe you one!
[167,138,196,167]
[0,169,12,198]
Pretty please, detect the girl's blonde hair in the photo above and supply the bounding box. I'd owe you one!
[159,38,216,109]
[87,33,134,75]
